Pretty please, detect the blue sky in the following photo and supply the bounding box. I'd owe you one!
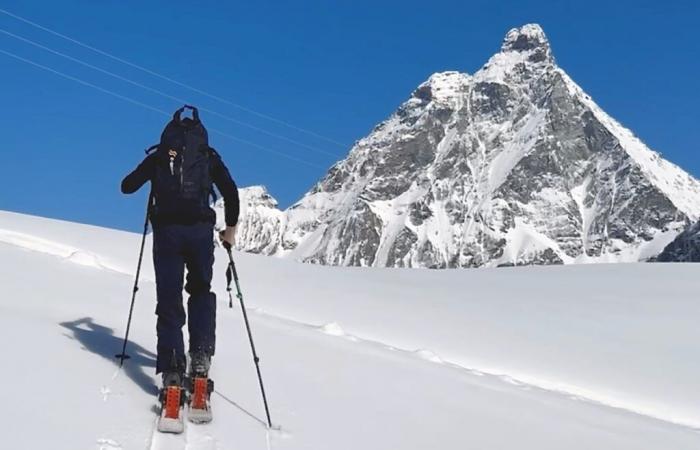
[1,0,698,232]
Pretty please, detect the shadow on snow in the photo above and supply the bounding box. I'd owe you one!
[59,317,159,396]
[59,318,276,429]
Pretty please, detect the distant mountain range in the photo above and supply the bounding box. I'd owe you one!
[219,24,700,268]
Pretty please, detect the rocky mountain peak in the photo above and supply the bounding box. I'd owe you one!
[215,185,285,255]
[412,71,470,104]
[500,24,552,63]
[239,185,278,209]
[232,24,700,269]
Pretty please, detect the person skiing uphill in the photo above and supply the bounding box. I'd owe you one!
[121,105,239,428]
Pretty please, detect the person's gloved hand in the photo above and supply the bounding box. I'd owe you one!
[219,226,237,248]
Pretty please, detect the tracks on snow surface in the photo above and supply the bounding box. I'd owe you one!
[147,411,219,450]
[6,225,698,432]
[251,308,700,432]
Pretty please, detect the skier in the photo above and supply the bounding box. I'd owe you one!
[121,105,239,429]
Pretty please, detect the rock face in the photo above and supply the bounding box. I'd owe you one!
[225,24,700,268]
[215,186,284,255]
[656,222,700,262]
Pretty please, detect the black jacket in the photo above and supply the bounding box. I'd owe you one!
[121,150,240,227]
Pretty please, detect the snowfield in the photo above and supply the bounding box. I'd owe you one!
[1,209,699,449]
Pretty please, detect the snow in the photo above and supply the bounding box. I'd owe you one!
[413,349,443,363]
[486,108,547,192]
[319,322,345,336]
[571,176,594,253]
[477,49,532,84]
[217,186,287,255]
[369,184,428,266]
[503,24,548,45]
[495,216,574,265]
[558,69,700,220]
[478,24,551,84]
[419,71,471,105]
[1,209,700,449]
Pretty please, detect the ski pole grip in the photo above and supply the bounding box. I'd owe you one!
[226,264,233,285]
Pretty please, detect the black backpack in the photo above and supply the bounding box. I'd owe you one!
[148,105,216,221]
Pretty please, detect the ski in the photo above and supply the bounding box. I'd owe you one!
[187,376,214,424]
[157,385,186,433]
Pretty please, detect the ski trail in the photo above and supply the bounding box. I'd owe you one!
[249,308,700,432]
[183,405,219,450]
[101,367,124,402]
[184,423,218,450]
[147,415,186,450]
[0,228,131,275]
[145,408,219,450]
[8,220,696,434]
[97,437,123,449]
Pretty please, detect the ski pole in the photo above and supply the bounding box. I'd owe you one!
[223,242,273,428]
[115,193,152,367]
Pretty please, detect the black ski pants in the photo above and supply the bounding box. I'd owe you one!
[153,222,216,373]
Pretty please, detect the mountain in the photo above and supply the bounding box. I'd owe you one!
[226,24,700,268]
[656,221,700,262]
[2,209,700,449]
[219,186,285,255]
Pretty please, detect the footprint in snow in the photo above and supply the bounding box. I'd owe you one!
[319,322,345,336]
[96,438,121,450]
[501,375,524,386]
[414,349,444,364]
[66,250,104,269]
[100,385,111,401]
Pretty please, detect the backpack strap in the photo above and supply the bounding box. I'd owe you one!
[207,146,219,205]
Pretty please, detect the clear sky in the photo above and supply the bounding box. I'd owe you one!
[1,0,698,232]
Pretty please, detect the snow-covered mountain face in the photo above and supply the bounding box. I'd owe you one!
[226,24,700,268]
[656,222,700,262]
[216,186,284,255]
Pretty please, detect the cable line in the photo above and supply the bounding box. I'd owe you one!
[0,27,341,158]
[0,7,349,149]
[0,48,325,169]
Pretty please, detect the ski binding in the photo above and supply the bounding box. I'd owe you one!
[187,376,214,424]
[157,385,186,433]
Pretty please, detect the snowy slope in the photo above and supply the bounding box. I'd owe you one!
[1,210,699,449]
[229,24,700,268]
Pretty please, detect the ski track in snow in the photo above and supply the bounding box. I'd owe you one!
[0,228,132,276]
[148,416,183,450]
[262,313,700,432]
[97,437,122,450]
[147,416,219,450]
[3,223,699,435]
[0,229,219,450]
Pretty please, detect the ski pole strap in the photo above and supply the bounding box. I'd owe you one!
[226,262,234,308]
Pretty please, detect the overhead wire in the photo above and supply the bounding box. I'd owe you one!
[0,48,326,169]
[0,7,349,149]
[0,27,342,158]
